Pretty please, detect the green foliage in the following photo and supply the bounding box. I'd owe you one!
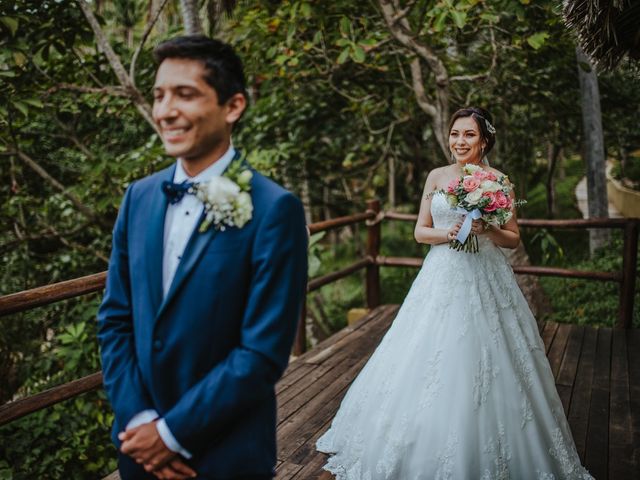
[520,156,590,267]
[308,231,326,277]
[529,228,565,265]
[0,296,116,479]
[0,1,161,477]
[308,218,425,333]
[2,0,640,477]
[611,153,640,189]
[0,391,116,480]
[539,234,639,328]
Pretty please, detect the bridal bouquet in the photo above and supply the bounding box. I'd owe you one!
[443,164,519,253]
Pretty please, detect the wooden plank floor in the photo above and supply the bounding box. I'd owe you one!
[276,305,640,480]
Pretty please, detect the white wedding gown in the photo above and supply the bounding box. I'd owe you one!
[316,194,593,480]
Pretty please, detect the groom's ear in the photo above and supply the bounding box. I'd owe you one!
[225,93,247,125]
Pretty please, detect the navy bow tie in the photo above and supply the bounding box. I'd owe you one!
[161,180,195,204]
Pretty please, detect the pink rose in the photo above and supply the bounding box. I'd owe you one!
[504,196,513,209]
[473,170,488,181]
[462,176,480,192]
[485,172,497,181]
[482,192,498,212]
[494,191,509,209]
[447,178,460,193]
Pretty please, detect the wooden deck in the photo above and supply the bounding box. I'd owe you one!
[275,304,640,480]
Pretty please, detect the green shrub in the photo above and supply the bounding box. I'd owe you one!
[539,235,639,328]
[0,297,116,479]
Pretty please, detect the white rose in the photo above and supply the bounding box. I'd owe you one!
[463,164,483,175]
[480,180,501,192]
[233,192,253,227]
[465,189,483,205]
[205,176,240,204]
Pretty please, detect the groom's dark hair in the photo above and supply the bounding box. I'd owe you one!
[153,35,247,105]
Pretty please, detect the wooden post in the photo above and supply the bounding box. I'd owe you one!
[366,199,381,309]
[293,302,307,356]
[618,219,638,329]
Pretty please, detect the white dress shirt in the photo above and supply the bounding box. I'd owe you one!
[126,145,236,459]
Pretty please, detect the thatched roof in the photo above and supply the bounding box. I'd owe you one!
[563,0,640,70]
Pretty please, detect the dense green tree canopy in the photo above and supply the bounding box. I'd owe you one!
[1,1,639,478]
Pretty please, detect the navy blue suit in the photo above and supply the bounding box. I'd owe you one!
[97,160,308,479]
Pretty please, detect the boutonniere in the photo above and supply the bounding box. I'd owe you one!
[193,161,253,233]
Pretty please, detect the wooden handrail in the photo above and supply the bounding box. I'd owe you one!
[296,210,376,355]
[0,373,103,427]
[383,211,417,222]
[384,211,633,229]
[308,211,374,235]
[308,258,372,292]
[0,272,107,317]
[517,218,631,228]
[0,208,637,426]
[376,256,622,282]
[0,212,375,318]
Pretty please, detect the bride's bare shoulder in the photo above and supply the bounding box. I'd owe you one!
[426,165,453,181]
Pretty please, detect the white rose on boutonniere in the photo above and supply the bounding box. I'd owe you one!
[236,170,253,189]
[193,165,253,233]
[233,191,253,227]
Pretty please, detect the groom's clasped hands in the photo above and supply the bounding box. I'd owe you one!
[119,421,197,479]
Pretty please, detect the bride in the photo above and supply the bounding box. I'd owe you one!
[316,107,593,479]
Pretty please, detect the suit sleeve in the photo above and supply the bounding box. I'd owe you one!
[163,192,308,451]
[97,184,156,430]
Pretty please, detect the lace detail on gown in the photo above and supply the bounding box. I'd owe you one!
[316,194,593,480]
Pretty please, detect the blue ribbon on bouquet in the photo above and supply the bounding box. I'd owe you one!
[454,208,482,243]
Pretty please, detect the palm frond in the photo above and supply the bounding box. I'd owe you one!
[563,0,640,70]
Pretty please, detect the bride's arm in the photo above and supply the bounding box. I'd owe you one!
[414,170,457,245]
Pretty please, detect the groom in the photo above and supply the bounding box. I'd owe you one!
[97,36,308,480]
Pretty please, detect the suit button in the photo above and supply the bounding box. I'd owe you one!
[153,339,163,351]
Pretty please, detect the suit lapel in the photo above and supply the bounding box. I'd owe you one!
[154,150,246,320]
[145,164,175,317]
[156,211,218,320]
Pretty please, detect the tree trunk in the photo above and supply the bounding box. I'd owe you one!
[378,1,450,161]
[179,0,203,35]
[576,46,609,254]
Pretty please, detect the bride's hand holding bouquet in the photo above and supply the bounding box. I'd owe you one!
[443,164,522,253]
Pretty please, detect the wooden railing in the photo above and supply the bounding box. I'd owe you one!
[0,200,637,429]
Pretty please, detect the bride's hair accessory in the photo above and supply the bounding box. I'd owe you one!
[484,119,497,134]
[473,113,496,135]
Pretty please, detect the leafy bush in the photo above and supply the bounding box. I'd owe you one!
[308,218,426,335]
[0,297,116,479]
[612,154,640,189]
[0,392,116,480]
[539,234,639,328]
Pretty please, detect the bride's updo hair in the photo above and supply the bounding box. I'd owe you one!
[448,107,496,156]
